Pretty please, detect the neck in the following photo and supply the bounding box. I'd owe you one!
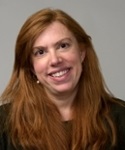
[45,89,77,121]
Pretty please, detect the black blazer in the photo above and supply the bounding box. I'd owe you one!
[0,99,125,150]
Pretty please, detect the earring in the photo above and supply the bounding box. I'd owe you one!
[36,80,40,84]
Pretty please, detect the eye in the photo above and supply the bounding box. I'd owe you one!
[59,42,70,49]
[33,48,45,57]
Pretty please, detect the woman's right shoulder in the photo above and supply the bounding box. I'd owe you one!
[0,104,18,150]
[0,103,11,116]
[0,103,11,130]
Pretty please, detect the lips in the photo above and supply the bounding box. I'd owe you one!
[48,68,71,78]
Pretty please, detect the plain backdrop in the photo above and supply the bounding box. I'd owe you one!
[0,0,125,100]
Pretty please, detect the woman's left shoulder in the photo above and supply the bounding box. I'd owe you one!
[108,98,125,149]
[109,98,125,117]
[108,98,125,132]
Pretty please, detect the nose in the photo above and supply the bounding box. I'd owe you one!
[49,51,62,66]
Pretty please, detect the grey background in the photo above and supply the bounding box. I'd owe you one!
[0,0,125,100]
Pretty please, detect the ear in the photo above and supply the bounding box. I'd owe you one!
[31,68,36,76]
[80,44,86,63]
[31,65,36,76]
[80,50,85,63]
[29,59,36,75]
[31,68,38,81]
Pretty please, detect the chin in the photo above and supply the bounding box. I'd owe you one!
[53,85,74,94]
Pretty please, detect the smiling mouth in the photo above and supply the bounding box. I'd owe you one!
[50,68,70,77]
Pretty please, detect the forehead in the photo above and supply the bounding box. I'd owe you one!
[33,21,75,47]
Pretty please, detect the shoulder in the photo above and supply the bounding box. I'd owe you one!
[109,98,125,149]
[0,103,10,114]
[108,98,125,127]
[0,103,11,133]
[0,103,11,142]
[0,103,10,125]
[109,98,125,118]
[0,104,17,150]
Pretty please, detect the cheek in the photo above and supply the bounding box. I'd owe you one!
[70,52,82,65]
[32,61,45,75]
[71,53,83,74]
[69,46,84,63]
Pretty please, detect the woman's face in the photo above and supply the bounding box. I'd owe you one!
[32,21,85,96]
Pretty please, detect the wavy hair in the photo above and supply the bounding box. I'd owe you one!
[1,8,117,150]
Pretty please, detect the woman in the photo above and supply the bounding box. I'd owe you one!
[0,8,125,150]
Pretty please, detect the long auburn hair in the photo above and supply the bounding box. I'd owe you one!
[1,8,118,149]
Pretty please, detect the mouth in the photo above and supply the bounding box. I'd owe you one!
[49,68,71,78]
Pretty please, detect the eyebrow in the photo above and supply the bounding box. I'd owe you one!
[33,37,72,50]
[54,37,72,46]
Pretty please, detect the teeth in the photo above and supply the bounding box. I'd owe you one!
[51,69,68,77]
